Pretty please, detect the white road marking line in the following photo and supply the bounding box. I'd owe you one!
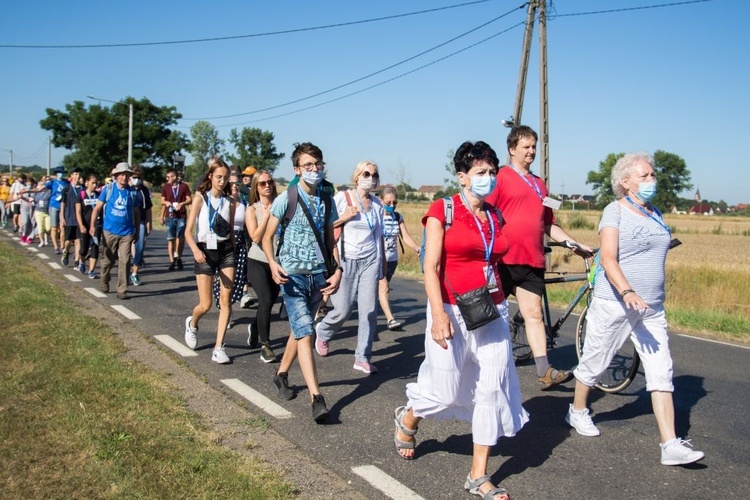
[27,246,38,252]
[676,334,750,350]
[48,262,62,269]
[85,288,108,298]
[111,305,141,320]
[64,274,82,282]
[154,335,199,357]
[351,465,425,500]
[37,253,49,260]
[221,378,293,420]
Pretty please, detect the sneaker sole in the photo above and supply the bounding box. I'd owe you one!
[661,453,704,466]
[260,354,276,364]
[353,363,378,374]
[313,408,330,423]
[565,415,601,437]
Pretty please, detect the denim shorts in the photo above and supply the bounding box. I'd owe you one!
[281,272,328,340]
[165,217,186,240]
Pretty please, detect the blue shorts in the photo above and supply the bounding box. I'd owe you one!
[281,273,327,340]
[165,217,186,240]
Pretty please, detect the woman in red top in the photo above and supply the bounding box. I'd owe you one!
[393,141,528,500]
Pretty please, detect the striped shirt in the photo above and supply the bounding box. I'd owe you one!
[593,201,670,305]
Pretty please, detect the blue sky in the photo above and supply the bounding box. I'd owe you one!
[1,0,747,204]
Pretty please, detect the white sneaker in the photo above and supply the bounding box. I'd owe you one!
[565,404,600,437]
[660,438,704,465]
[184,316,198,349]
[212,346,230,364]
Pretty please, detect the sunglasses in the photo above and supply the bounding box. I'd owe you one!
[361,171,380,180]
[258,180,274,188]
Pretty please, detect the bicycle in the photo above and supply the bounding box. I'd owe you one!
[509,241,641,394]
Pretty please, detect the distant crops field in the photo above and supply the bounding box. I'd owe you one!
[394,204,750,342]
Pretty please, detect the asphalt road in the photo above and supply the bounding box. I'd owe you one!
[6,227,749,499]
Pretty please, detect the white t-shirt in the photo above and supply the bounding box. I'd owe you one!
[336,189,384,260]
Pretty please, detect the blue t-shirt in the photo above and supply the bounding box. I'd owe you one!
[270,187,338,275]
[99,183,137,236]
[45,178,68,210]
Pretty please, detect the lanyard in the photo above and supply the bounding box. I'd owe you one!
[206,194,224,233]
[625,196,670,234]
[510,163,543,201]
[353,189,375,232]
[297,187,323,234]
[460,190,495,263]
[172,184,180,202]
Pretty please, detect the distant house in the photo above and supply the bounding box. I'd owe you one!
[414,185,443,201]
[689,203,714,216]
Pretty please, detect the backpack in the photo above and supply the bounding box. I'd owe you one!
[419,196,504,272]
[419,197,454,272]
[276,184,334,258]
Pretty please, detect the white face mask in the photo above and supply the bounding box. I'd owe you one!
[358,176,376,192]
[131,178,142,186]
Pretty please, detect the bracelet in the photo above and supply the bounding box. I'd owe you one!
[620,289,635,297]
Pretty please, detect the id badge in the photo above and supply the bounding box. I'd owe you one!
[483,265,499,293]
[542,196,561,210]
[206,233,218,250]
[172,202,179,210]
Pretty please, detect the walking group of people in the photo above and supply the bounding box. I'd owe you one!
[175,129,702,500]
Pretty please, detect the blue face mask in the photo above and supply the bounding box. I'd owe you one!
[468,174,496,198]
[635,181,656,202]
[301,170,323,186]
[384,205,395,214]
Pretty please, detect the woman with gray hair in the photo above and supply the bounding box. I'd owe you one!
[379,185,420,330]
[314,160,385,373]
[565,152,704,466]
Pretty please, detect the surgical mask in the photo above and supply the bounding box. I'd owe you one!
[384,205,395,214]
[131,178,142,186]
[635,181,656,202]
[468,174,496,198]
[301,170,323,186]
[358,177,376,192]
[56,173,63,179]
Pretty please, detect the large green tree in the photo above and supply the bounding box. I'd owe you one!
[586,150,692,209]
[40,97,187,183]
[227,127,284,173]
[185,120,224,183]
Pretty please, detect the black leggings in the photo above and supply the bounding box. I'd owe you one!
[246,258,280,344]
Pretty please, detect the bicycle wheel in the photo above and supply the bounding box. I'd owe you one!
[575,306,640,393]
[510,311,533,365]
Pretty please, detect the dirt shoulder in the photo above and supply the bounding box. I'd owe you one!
[49,269,367,499]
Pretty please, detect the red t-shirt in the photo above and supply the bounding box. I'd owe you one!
[161,182,191,219]
[486,165,554,269]
[422,194,508,305]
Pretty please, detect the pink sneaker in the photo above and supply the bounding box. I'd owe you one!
[353,360,379,374]
[315,335,329,357]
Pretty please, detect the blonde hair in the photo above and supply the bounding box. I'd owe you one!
[351,160,378,183]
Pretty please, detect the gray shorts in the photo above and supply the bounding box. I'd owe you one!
[49,207,60,227]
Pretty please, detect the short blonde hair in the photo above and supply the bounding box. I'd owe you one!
[351,160,378,183]
[611,152,654,199]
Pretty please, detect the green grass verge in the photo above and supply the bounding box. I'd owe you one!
[0,241,295,499]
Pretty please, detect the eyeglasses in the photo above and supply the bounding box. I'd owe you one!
[386,202,398,207]
[230,181,240,186]
[297,161,325,171]
[258,180,274,188]
[361,171,380,180]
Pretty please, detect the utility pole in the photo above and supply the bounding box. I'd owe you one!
[511,1,538,131]
[47,137,52,176]
[538,0,550,188]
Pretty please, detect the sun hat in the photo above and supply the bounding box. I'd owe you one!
[111,162,133,176]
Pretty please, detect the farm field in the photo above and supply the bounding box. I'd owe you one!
[394,203,750,342]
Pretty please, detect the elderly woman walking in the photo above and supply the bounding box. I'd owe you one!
[565,152,704,466]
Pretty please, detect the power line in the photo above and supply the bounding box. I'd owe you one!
[0,0,501,49]
[553,0,715,18]
[182,4,525,121]
[204,22,525,129]
[13,140,48,161]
